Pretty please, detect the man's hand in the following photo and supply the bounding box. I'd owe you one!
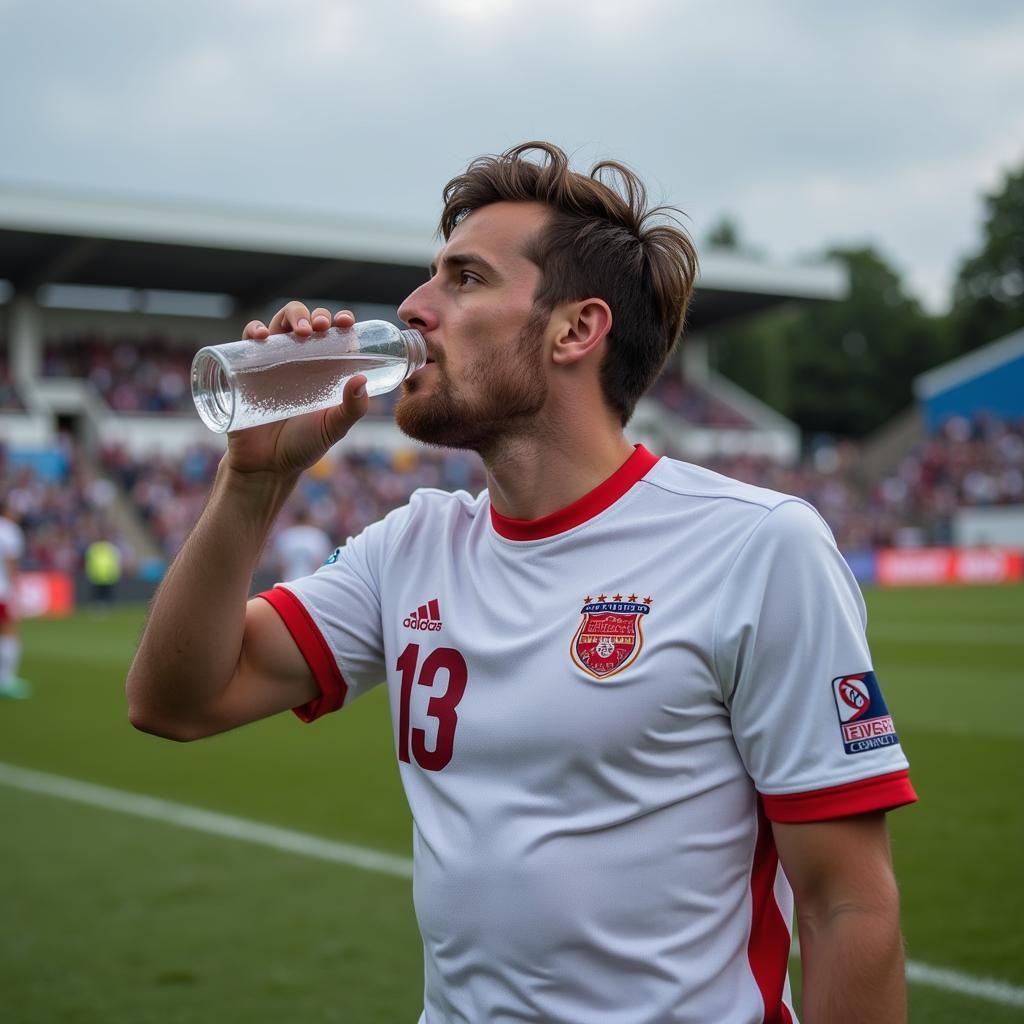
[227,302,370,478]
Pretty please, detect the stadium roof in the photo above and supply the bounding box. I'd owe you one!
[0,182,845,328]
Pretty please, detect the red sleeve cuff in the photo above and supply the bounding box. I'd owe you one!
[257,587,348,723]
[761,769,917,823]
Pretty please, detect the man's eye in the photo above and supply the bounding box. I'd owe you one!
[459,271,480,286]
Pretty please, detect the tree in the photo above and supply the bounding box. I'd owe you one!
[710,247,948,437]
[951,160,1024,353]
[705,217,741,250]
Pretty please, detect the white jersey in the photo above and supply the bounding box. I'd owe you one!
[0,516,25,600]
[272,523,333,582]
[259,446,915,1024]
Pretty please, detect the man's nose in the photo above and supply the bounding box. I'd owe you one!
[398,280,439,333]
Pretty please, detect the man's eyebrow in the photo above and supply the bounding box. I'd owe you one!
[428,251,501,278]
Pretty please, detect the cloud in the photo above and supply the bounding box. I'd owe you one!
[1,1,1022,313]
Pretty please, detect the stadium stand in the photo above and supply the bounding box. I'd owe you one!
[4,182,1019,593]
[41,331,193,414]
[0,440,134,574]
[97,441,487,571]
[664,416,1024,551]
[0,336,25,410]
[647,368,753,427]
[6,408,1017,579]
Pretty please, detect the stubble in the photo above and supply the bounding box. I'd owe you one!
[394,307,550,457]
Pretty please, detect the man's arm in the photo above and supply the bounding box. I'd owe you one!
[126,303,368,741]
[127,465,316,739]
[774,812,907,1024]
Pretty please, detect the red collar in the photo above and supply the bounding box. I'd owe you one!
[489,445,660,541]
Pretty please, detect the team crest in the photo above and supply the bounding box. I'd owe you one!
[571,592,652,679]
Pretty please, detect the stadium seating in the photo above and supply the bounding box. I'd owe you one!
[0,341,25,410]
[98,442,487,570]
[4,324,1023,573]
[5,413,1019,576]
[647,369,753,427]
[0,442,133,572]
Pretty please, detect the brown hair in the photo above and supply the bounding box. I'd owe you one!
[440,141,698,425]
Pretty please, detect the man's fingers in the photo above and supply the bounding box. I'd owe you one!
[342,372,370,417]
[310,307,332,331]
[268,301,314,336]
[243,319,269,340]
[251,301,352,340]
[321,374,369,448]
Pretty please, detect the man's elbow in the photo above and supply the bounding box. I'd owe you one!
[797,870,903,938]
[127,704,205,742]
[126,678,214,743]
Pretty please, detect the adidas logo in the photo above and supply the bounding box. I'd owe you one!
[403,598,443,631]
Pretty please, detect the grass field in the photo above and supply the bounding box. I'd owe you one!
[1,585,1022,1022]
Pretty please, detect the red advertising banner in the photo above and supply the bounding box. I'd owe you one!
[15,572,75,617]
[876,548,1023,587]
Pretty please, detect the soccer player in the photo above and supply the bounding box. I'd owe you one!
[127,142,917,1023]
[0,500,30,699]
[271,506,333,583]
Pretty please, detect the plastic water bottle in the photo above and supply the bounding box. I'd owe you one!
[191,320,427,433]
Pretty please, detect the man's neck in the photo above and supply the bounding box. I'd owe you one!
[481,425,636,523]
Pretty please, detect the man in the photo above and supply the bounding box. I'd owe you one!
[127,142,916,1023]
[0,500,30,698]
[84,534,123,610]
[271,506,333,583]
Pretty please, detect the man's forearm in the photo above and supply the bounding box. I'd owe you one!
[126,459,298,736]
[798,903,907,1023]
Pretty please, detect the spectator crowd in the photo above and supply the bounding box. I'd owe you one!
[689,414,1024,551]
[42,332,194,414]
[2,413,1021,580]
[98,442,487,574]
[3,319,1022,577]
[0,441,134,574]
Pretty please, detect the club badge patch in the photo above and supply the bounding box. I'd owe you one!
[832,671,899,755]
[571,592,651,679]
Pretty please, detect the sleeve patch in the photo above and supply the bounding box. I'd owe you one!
[832,671,899,755]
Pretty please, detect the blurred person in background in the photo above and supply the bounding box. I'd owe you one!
[84,534,122,611]
[0,499,30,698]
[271,506,332,583]
[128,143,915,1024]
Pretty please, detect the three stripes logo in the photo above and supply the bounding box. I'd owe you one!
[403,599,443,632]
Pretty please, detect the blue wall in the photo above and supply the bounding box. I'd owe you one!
[924,353,1024,430]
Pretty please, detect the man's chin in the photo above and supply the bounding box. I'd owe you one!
[394,393,471,450]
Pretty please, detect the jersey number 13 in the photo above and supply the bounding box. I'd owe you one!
[396,643,468,771]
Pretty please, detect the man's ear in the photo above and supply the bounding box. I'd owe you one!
[550,299,613,366]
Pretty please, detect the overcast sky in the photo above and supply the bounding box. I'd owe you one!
[2,0,1023,312]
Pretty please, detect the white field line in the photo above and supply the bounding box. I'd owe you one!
[3,761,1023,1010]
[0,761,413,879]
[905,961,1024,1009]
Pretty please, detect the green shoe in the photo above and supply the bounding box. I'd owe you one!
[0,678,32,700]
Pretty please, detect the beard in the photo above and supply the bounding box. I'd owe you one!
[395,307,549,456]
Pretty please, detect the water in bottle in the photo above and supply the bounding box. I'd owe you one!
[191,320,427,433]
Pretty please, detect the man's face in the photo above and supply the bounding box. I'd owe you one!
[395,201,552,454]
